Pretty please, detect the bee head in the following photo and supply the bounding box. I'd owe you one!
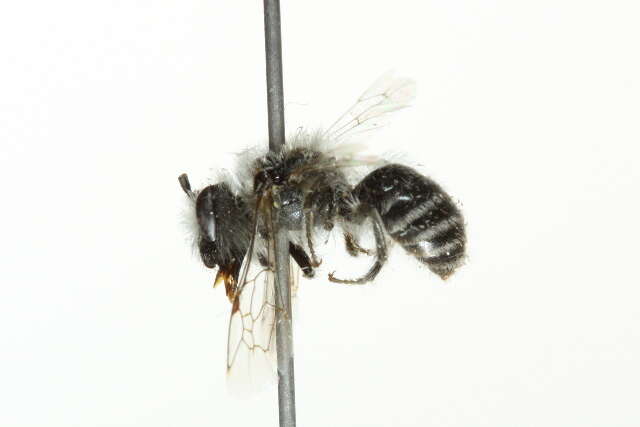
[179,173,225,269]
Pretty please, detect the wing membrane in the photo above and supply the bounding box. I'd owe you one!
[324,71,416,141]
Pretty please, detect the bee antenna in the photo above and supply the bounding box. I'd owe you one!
[178,173,195,199]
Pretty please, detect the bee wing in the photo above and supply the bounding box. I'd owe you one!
[225,201,301,395]
[324,71,416,141]
[226,262,277,394]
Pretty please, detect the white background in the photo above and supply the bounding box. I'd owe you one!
[2,1,639,426]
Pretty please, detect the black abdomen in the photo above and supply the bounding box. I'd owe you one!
[354,164,466,279]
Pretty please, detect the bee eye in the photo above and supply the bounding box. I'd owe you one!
[196,186,217,242]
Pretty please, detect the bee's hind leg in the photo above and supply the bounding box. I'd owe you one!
[289,242,315,278]
[329,210,388,285]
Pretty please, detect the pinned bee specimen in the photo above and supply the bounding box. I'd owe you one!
[179,73,466,384]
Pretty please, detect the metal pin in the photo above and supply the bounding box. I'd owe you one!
[263,1,296,426]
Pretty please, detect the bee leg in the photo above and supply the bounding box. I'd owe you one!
[305,210,322,267]
[289,242,315,278]
[329,210,388,285]
[344,232,373,257]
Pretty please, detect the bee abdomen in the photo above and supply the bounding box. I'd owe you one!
[400,214,466,279]
[354,164,466,279]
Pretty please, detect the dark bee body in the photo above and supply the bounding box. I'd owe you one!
[180,146,466,289]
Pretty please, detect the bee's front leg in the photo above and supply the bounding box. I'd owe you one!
[289,242,315,278]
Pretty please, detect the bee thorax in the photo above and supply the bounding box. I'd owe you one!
[273,185,304,230]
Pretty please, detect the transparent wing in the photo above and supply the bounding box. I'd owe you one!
[225,203,300,395]
[226,255,277,394]
[324,71,416,141]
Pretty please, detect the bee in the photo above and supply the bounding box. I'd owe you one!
[178,73,466,384]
